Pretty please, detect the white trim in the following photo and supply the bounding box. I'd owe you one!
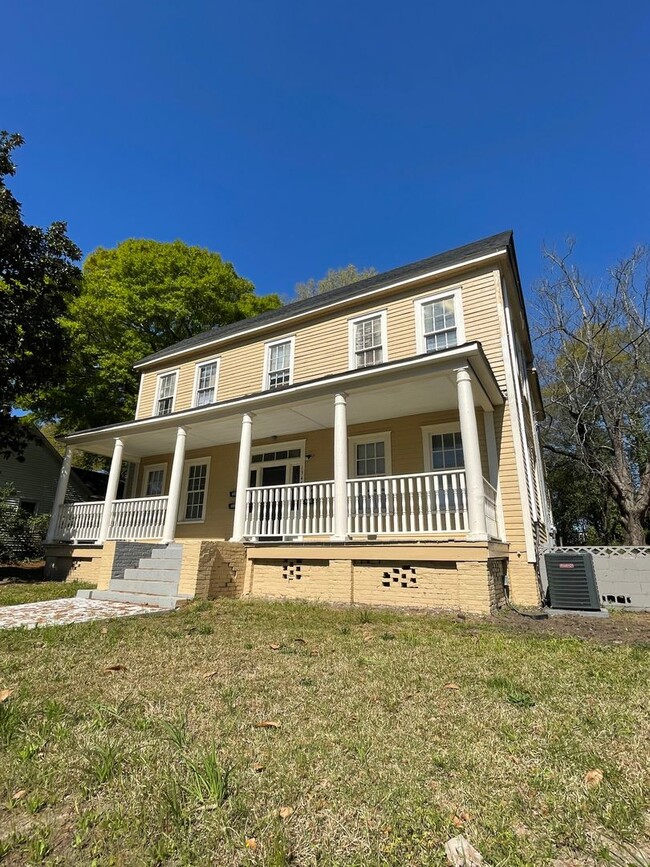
[141,462,168,497]
[414,287,465,355]
[348,431,392,478]
[135,375,145,418]
[421,424,463,473]
[177,456,211,524]
[249,439,306,486]
[63,343,504,447]
[153,368,179,417]
[192,357,221,408]
[262,335,296,391]
[347,309,388,369]
[134,250,507,370]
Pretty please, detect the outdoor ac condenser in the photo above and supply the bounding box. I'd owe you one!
[544,552,601,611]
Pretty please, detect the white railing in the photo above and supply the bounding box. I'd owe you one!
[108,496,168,541]
[54,501,104,543]
[347,471,467,535]
[483,478,500,539]
[52,496,168,543]
[244,481,335,538]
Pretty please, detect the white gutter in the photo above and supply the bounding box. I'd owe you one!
[134,250,508,370]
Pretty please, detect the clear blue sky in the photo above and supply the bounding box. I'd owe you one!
[4,0,649,302]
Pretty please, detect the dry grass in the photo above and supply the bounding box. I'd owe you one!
[0,598,648,865]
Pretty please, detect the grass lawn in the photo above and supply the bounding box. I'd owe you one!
[0,600,648,866]
[0,582,94,607]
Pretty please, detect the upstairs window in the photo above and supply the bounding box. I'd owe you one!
[155,371,177,416]
[415,290,464,354]
[265,338,294,390]
[349,311,387,369]
[194,359,219,407]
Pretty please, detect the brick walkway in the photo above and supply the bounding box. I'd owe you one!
[0,598,159,630]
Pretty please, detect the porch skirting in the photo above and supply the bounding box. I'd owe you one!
[45,538,537,614]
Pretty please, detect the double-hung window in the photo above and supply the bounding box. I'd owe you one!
[155,372,177,416]
[194,359,219,406]
[265,338,294,390]
[349,433,392,478]
[179,459,210,522]
[142,464,166,497]
[415,290,463,354]
[431,431,464,470]
[349,311,387,369]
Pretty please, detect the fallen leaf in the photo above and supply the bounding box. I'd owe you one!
[513,822,530,838]
[279,806,294,819]
[100,627,108,635]
[445,834,484,866]
[363,635,373,643]
[0,689,13,703]
[255,720,281,729]
[293,637,306,645]
[12,789,27,801]
[584,768,604,788]
[104,664,127,673]
[443,683,460,690]
[452,815,464,828]
[459,811,471,822]
[202,670,219,679]
[269,644,281,650]
[252,762,265,772]
[245,838,257,850]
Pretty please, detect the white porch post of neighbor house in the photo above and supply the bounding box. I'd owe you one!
[231,413,254,542]
[45,446,75,543]
[97,437,125,544]
[455,368,488,540]
[332,392,349,541]
[162,426,187,544]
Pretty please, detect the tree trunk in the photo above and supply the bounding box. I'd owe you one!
[622,510,648,546]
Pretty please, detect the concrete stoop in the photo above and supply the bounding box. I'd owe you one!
[77,543,188,609]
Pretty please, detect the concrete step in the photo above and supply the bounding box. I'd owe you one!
[80,589,181,609]
[123,567,180,581]
[150,545,184,560]
[111,579,178,596]
[136,559,182,571]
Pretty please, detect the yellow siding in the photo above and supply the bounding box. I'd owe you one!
[135,266,504,418]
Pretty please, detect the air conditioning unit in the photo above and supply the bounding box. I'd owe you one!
[544,552,601,611]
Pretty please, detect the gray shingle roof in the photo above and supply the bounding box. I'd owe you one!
[136,230,514,368]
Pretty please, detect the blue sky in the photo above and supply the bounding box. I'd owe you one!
[3,0,649,303]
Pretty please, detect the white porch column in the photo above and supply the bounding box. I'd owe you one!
[332,392,348,541]
[162,427,187,544]
[97,438,125,544]
[456,368,488,540]
[230,413,254,542]
[484,408,506,541]
[45,446,75,543]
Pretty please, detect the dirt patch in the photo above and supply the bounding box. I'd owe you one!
[493,607,650,645]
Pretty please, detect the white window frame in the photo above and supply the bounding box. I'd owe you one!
[177,457,211,524]
[348,432,392,479]
[249,439,306,487]
[141,463,167,498]
[414,288,464,355]
[154,369,179,416]
[192,357,220,407]
[262,335,296,391]
[421,424,464,473]
[347,310,388,370]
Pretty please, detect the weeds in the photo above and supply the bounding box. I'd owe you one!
[85,740,122,785]
[184,744,233,807]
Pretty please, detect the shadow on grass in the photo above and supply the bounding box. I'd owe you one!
[0,562,46,583]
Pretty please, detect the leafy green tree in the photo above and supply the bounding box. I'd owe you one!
[535,242,650,545]
[0,132,81,458]
[23,239,282,432]
[295,264,377,299]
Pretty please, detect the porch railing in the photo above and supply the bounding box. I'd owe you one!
[347,471,467,535]
[483,479,500,539]
[52,496,168,544]
[244,482,334,538]
[108,496,168,541]
[54,501,104,543]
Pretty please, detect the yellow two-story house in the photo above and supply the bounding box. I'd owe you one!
[45,231,552,614]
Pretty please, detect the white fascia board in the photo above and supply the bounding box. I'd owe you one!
[63,342,503,447]
[133,250,507,371]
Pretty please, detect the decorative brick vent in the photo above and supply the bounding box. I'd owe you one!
[380,565,419,589]
[280,559,329,581]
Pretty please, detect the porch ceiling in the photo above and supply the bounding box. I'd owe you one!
[63,343,503,460]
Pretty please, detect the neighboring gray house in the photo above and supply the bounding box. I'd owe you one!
[0,427,95,515]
